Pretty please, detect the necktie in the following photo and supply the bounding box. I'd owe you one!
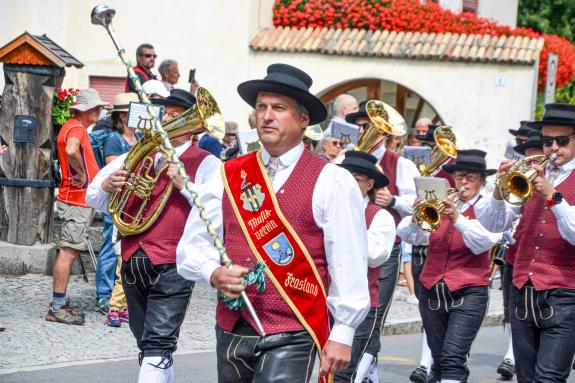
[267,156,280,182]
[548,166,560,184]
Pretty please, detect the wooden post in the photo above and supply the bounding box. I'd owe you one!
[0,33,83,247]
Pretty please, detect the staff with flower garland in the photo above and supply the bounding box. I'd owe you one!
[177,63,370,382]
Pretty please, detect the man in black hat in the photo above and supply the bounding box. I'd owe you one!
[335,151,396,382]
[506,121,535,160]
[398,149,503,383]
[86,88,221,383]
[177,63,370,382]
[476,103,575,383]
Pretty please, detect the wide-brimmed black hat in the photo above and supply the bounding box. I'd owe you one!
[237,63,327,125]
[527,103,575,130]
[514,130,543,155]
[152,89,196,110]
[508,121,533,137]
[443,149,496,176]
[345,100,368,125]
[414,124,439,142]
[339,151,389,188]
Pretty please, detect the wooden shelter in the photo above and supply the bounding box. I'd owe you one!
[0,32,83,245]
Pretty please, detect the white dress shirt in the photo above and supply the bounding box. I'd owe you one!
[397,193,503,255]
[85,141,221,212]
[475,157,575,245]
[370,145,419,217]
[176,142,370,346]
[364,197,396,267]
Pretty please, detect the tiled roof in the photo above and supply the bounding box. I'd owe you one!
[250,27,545,65]
[32,34,83,68]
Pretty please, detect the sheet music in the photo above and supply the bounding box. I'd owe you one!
[414,176,450,201]
[403,146,432,166]
[237,129,261,155]
[127,102,164,129]
[331,120,359,145]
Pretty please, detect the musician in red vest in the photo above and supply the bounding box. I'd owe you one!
[176,63,370,382]
[475,103,575,383]
[86,89,221,383]
[335,151,396,382]
[397,149,503,383]
[125,43,157,93]
[345,101,419,353]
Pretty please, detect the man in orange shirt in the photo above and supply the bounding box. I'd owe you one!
[46,88,106,325]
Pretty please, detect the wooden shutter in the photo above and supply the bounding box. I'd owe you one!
[89,76,125,104]
[462,0,478,13]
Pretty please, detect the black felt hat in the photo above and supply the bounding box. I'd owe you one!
[443,149,496,176]
[344,100,368,125]
[514,130,543,155]
[237,63,327,125]
[508,121,533,137]
[527,103,575,130]
[339,150,389,188]
[152,89,196,109]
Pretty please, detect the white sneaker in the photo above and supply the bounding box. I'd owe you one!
[393,289,406,301]
[405,294,419,305]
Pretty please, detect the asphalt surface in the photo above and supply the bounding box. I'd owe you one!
[3,326,574,383]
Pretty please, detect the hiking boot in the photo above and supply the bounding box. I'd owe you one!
[106,310,121,327]
[410,365,430,383]
[63,299,85,319]
[497,358,515,379]
[46,305,85,325]
[118,309,129,324]
[96,298,109,315]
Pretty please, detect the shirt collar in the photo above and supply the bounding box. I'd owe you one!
[261,142,304,167]
[175,140,191,156]
[370,145,387,161]
[459,192,480,209]
[362,196,369,209]
[556,156,575,173]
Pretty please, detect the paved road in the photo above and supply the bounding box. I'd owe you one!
[3,326,574,383]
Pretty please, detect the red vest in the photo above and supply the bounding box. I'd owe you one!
[512,170,575,290]
[121,146,210,265]
[379,149,401,243]
[435,158,456,187]
[124,65,154,92]
[421,197,491,291]
[365,203,382,308]
[217,150,329,335]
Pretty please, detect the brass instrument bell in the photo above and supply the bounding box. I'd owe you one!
[356,100,407,153]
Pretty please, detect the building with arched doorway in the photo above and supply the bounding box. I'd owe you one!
[0,0,542,164]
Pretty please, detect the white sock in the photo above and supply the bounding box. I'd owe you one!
[504,323,515,363]
[419,331,434,373]
[354,354,374,383]
[368,355,379,383]
[138,356,174,383]
[441,380,461,383]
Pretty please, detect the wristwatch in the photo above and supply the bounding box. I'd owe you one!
[546,191,563,208]
[390,196,397,208]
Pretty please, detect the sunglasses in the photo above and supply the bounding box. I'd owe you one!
[359,123,371,131]
[542,134,575,147]
[141,54,157,59]
[515,137,528,145]
[329,140,343,148]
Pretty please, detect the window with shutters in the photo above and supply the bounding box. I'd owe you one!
[462,0,478,13]
[89,76,125,105]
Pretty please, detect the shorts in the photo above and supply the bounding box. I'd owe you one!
[57,201,94,250]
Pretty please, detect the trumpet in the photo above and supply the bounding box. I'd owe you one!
[496,153,557,206]
[412,188,460,232]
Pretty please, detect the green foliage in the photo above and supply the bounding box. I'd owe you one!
[518,0,575,43]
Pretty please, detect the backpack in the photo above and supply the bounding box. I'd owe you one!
[89,128,115,169]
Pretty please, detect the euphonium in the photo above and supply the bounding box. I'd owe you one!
[108,87,225,236]
[496,153,557,206]
[412,188,459,232]
[356,100,407,153]
[418,126,457,176]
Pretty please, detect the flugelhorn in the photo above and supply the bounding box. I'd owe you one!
[356,100,407,153]
[496,153,557,206]
[412,188,459,232]
[418,126,457,176]
[91,4,265,335]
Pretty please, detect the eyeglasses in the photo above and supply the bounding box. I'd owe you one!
[453,172,481,182]
[330,140,342,148]
[359,123,371,131]
[141,54,157,59]
[515,137,528,145]
[542,134,575,147]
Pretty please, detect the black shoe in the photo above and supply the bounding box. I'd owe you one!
[410,365,430,383]
[497,358,515,379]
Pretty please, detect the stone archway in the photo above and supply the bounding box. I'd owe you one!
[318,78,444,128]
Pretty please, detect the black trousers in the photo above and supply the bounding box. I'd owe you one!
[333,306,382,382]
[510,284,575,383]
[215,320,316,383]
[419,283,488,382]
[378,242,401,330]
[121,249,194,359]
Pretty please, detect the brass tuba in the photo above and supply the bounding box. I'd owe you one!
[109,87,225,236]
[412,188,459,232]
[496,153,557,206]
[418,126,457,176]
[356,100,407,153]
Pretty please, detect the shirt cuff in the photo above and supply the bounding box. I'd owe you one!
[201,260,221,286]
[328,322,356,346]
[453,214,469,231]
[551,199,571,219]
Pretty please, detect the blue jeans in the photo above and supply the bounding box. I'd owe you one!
[95,212,116,301]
